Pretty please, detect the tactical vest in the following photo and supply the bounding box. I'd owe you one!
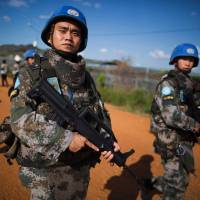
[191,79,200,122]
[150,70,196,172]
[2,54,109,168]
[151,70,194,119]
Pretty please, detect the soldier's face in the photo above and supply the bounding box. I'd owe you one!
[27,57,35,65]
[176,57,195,72]
[48,20,82,54]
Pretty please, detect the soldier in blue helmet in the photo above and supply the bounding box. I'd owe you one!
[148,43,200,199]
[24,48,37,66]
[9,49,36,99]
[10,5,120,200]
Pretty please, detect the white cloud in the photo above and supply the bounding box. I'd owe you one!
[113,49,128,57]
[8,0,28,7]
[2,15,11,22]
[27,22,32,27]
[39,15,50,19]
[69,0,101,9]
[191,11,198,16]
[149,49,170,59]
[82,1,91,7]
[100,48,108,53]
[94,3,101,9]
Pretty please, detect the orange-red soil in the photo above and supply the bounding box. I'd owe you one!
[0,84,200,200]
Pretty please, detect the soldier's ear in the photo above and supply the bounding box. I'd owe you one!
[174,60,179,68]
[47,25,55,46]
[47,36,52,45]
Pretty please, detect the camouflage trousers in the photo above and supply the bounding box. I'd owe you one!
[153,156,189,200]
[19,165,90,200]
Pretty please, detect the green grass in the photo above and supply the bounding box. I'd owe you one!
[98,87,153,114]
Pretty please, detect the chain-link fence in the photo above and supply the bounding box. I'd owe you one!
[91,71,159,92]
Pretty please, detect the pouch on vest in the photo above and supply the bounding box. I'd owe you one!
[0,116,19,165]
[177,143,194,173]
[153,139,175,161]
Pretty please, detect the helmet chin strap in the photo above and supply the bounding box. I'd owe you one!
[54,49,79,62]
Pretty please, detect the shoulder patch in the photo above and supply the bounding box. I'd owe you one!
[161,86,173,96]
[14,77,20,89]
[10,89,19,99]
[161,86,175,105]
[47,77,62,94]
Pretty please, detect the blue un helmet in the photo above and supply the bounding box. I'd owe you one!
[41,6,88,52]
[24,49,37,60]
[169,43,199,67]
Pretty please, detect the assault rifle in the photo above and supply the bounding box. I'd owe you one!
[27,72,134,168]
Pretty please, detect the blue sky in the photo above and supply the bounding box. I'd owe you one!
[0,0,200,71]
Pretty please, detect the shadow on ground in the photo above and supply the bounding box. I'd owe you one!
[104,154,160,200]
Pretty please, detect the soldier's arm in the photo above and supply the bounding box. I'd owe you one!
[156,80,198,132]
[10,69,73,161]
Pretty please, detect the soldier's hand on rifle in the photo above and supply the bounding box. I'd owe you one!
[68,132,99,152]
[101,142,120,164]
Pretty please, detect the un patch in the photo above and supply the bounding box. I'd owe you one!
[47,77,62,94]
[161,86,173,96]
[14,77,20,89]
[161,87,175,106]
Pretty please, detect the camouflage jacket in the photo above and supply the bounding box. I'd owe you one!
[150,69,198,146]
[10,49,109,168]
[192,79,200,122]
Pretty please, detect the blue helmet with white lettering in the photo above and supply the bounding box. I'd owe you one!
[169,43,199,67]
[41,6,88,52]
[24,49,36,60]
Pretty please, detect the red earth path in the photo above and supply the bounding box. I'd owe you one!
[0,84,200,200]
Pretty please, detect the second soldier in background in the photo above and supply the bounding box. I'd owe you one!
[150,43,200,200]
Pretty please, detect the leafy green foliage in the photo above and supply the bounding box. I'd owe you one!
[99,87,153,114]
[96,73,106,88]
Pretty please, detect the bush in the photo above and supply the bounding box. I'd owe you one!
[96,73,106,88]
[99,87,153,114]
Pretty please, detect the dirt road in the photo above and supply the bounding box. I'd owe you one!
[1,84,200,200]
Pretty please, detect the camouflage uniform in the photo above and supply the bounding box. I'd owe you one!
[192,79,200,122]
[10,49,108,200]
[150,69,198,200]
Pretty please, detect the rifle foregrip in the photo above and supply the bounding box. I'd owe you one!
[113,151,126,166]
[113,149,135,167]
